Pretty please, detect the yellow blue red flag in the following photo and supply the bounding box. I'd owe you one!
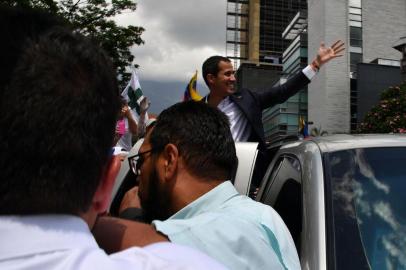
[183,71,202,101]
[299,116,309,137]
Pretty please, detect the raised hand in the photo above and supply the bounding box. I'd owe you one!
[139,97,150,114]
[313,40,345,69]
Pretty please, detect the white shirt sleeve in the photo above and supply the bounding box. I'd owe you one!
[110,243,228,270]
[302,65,317,80]
[143,242,228,269]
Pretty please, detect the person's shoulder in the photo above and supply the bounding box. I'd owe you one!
[153,211,222,236]
[231,88,259,101]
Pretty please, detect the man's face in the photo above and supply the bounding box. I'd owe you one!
[210,60,236,97]
[137,133,171,222]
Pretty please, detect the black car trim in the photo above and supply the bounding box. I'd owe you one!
[322,152,337,270]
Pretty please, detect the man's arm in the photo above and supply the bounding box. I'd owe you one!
[137,97,150,137]
[93,216,168,254]
[123,106,138,135]
[258,40,345,109]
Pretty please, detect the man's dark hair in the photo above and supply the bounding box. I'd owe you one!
[0,9,121,215]
[202,55,231,86]
[150,101,237,180]
[0,5,67,94]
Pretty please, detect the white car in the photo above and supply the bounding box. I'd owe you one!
[110,134,406,270]
[237,134,406,270]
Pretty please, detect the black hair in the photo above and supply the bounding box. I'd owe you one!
[150,101,237,181]
[0,5,67,94]
[202,55,231,86]
[0,8,121,215]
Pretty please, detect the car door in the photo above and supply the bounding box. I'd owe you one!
[256,154,303,251]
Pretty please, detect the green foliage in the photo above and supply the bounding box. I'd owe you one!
[4,0,144,89]
[358,81,406,133]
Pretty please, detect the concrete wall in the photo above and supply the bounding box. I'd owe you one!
[308,0,350,134]
[363,0,406,63]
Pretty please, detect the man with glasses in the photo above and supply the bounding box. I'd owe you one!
[0,6,226,270]
[94,101,300,270]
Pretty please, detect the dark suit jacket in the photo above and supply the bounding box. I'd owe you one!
[230,71,310,149]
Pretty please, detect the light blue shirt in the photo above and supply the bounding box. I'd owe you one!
[153,181,300,270]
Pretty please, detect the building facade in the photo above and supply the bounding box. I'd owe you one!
[262,11,309,141]
[226,0,406,137]
[307,0,406,133]
[227,0,307,65]
[356,62,401,123]
[226,0,307,142]
[394,36,406,82]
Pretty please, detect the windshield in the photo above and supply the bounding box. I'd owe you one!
[327,147,406,270]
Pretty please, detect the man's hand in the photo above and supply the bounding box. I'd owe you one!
[139,97,150,115]
[122,105,132,119]
[312,40,345,70]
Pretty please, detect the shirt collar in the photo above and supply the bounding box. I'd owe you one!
[168,181,239,220]
[204,95,231,107]
[217,96,231,109]
[0,215,98,260]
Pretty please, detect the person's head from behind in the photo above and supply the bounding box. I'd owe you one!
[145,118,156,135]
[0,5,66,97]
[134,101,237,221]
[0,8,121,223]
[202,56,236,97]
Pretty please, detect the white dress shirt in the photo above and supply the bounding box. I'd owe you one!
[0,215,227,270]
[217,96,251,142]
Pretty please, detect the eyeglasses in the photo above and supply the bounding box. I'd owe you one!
[128,148,161,176]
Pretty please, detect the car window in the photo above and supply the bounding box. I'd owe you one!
[256,157,284,201]
[327,147,406,270]
[261,156,301,205]
[259,155,302,252]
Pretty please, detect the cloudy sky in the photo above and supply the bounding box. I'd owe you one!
[115,0,227,114]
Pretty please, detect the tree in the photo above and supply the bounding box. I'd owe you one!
[4,0,144,89]
[358,81,406,133]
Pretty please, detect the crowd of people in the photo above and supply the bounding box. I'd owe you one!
[0,4,344,270]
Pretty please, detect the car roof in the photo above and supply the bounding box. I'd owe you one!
[280,134,406,153]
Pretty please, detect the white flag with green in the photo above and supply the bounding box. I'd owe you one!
[121,70,145,115]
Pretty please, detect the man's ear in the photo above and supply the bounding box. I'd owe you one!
[206,74,216,86]
[161,143,179,181]
[92,155,121,213]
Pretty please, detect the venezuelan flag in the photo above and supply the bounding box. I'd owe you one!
[299,116,309,137]
[183,71,202,101]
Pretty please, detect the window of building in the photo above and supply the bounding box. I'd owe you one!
[349,7,362,15]
[350,52,363,74]
[349,14,362,22]
[349,21,362,27]
[350,78,357,91]
[350,26,363,47]
[349,0,361,8]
